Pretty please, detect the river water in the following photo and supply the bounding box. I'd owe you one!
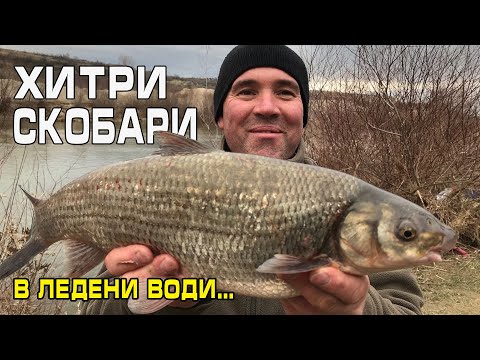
[0,124,221,314]
[0,125,220,228]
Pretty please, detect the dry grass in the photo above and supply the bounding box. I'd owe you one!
[0,224,67,314]
[413,243,480,314]
[425,194,480,248]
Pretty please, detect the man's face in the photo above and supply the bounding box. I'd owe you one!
[217,67,304,160]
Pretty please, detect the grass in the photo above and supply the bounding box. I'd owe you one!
[413,243,480,315]
[0,225,68,315]
[428,195,480,248]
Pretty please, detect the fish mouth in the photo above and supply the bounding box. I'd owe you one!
[421,238,457,264]
[421,246,444,263]
[440,229,459,253]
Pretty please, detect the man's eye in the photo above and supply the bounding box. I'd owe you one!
[238,89,255,96]
[278,90,295,97]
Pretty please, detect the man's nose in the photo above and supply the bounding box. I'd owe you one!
[253,92,281,118]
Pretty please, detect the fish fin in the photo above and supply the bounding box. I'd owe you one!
[127,278,174,314]
[0,237,47,280]
[18,185,42,206]
[62,240,106,278]
[256,254,332,274]
[152,131,220,156]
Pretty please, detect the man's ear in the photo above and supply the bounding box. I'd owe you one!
[217,116,225,129]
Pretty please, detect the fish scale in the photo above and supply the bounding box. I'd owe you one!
[33,151,350,291]
[0,132,458,311]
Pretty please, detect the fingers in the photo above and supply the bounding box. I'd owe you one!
[105,245,180,280]
[281,296,320,315]
[280,267,370,315]
[149,254,181,277]
[105,245,154,276]
[308,267,370,305]
[105,246,196,309]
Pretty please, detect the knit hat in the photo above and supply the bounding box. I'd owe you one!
[214,45,309,127]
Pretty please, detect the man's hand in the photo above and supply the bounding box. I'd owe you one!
[279,267,370,315]
[104,245,369,314]
[105,245,198,309]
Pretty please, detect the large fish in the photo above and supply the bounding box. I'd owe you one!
[0,132,458,313]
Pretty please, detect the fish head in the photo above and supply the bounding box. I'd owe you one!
[338,191,459,275]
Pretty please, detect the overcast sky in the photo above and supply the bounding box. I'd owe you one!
[0,45,267,78]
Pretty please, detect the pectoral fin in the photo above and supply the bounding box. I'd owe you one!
[256,254,332,274]
[62,240,106,278]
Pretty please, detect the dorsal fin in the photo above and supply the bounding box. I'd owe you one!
[152,131,220,156]
[18,185,42,206]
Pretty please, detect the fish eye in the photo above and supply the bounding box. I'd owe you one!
[397,224,417,242]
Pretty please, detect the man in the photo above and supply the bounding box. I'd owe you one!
[80,45,424,315]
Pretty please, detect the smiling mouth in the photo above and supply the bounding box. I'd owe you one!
[250,128,283,134]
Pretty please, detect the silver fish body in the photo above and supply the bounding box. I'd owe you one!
[0,132,458,303]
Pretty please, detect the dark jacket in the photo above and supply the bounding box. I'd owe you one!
[80,138,424,315]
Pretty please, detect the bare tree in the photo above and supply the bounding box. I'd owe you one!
[198,45,211,89]
[351,45,480,193]
[302,45,480,245]
[0,77,14,125]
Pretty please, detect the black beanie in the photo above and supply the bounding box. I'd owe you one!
[214,45,309,127]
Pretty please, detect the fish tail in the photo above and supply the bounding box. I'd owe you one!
[0,186,48,279]
[0,235,47,280]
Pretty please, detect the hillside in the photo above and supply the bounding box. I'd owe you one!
[0,47,216,90]
[0,47,217,129]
